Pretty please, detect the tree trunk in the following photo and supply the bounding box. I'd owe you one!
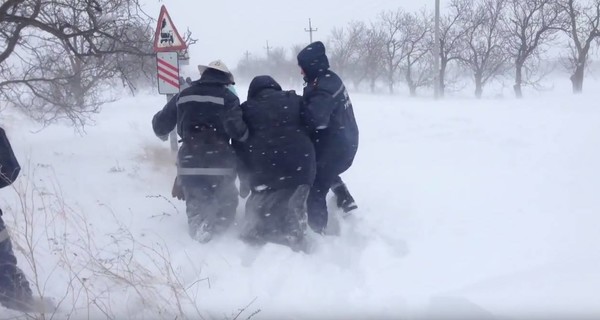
[409,84,417,97]
[370,78,376,93]
[388,63,395,94]
[475,73,483,99]
[406,68,416,97]
[571,65,584,94]
[514,62,523,98]
[440,60,447,97]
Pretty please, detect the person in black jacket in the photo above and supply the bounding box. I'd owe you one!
[0,127,33,311]
[235,76,315,251]
[152,60,248,243]
[297,41,359,234]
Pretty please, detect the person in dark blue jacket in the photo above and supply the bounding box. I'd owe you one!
[297,41,359,234]
[0,127,33,312]
[152,60,248,243]
[235,76,315,251]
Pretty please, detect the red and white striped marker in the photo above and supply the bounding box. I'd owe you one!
[156,51,180,94]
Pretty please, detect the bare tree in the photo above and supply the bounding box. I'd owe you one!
[235,52,261,84]
[0,0,154,127]
[439,0,471,97]
[378,8,408,94]
[328,21,366,83]
[268,46,297,86]
[401,10,433,96]
[504,0,562,98]
[354,24,386,93]
[558,0,600,93]
[458,0,510,98]
[235,46,299,87]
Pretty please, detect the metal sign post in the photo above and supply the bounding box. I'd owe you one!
[153,5,188,153]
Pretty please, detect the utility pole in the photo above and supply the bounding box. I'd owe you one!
[264,40,272,58]
[433,0,441,99]
[304,18,318,43]
[244,50,251,61]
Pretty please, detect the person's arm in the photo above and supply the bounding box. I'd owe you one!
[302,84,337,131]
[222,92,249,142]
[152,94,178,140]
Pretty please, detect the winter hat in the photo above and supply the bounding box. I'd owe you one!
[247,75,282,99]
[197,59,231,74]
[297,41,330,80]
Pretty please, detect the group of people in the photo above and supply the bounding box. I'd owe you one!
[152,41,360,250]
[0,41,358,312]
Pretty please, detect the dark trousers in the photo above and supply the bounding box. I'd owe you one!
[0,212,32,309]
[179,175,238,242]
[307,159,353,233]
[242,185,310,251]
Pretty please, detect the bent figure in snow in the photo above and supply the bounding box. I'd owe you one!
[297,41,360,234]
[152,60,248,243]
[235,76,316,251]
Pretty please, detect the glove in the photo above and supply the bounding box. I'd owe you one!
[171,176,185,200]
[158,134,168,142]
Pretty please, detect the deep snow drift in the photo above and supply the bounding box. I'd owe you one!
[1,84,599,319]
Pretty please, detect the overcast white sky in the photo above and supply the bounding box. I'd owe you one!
[144,0,430,76]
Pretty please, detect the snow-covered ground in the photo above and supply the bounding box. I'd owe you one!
[1,83,599,319]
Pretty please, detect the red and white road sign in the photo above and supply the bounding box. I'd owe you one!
[153,5,187,52]
[156,52,180,94]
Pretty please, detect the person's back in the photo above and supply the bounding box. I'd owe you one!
[241,76,315,191]
[174,71,242,169]
[301,70,359,160]
[237,76,315,251]
[152,60,248,243]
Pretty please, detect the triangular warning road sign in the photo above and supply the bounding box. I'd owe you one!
[153,5,188,52]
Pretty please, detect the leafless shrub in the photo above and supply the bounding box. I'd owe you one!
[0,0,155,128]
[2,162,258,319]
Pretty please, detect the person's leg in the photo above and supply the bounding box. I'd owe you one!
[214,175,239,234]
[240,190,269,246]
[180,176,219,243]
[242,186,309,251]
[284,185,310,251]
[331,176,358,213]
[0,213,33,311]
[307,166,338,234]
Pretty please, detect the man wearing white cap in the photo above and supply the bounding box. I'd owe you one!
[152,60,248,243]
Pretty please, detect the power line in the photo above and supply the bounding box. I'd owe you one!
[264,40,272,58]
[304,18,318,43]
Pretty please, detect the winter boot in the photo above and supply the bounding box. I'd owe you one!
[331,183,357,214]
[188,219,214,243]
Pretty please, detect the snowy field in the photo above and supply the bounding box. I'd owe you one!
[1,82,600,319]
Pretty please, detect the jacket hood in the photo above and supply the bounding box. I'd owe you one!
[296,41,330,80]
[247,75,282,99]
